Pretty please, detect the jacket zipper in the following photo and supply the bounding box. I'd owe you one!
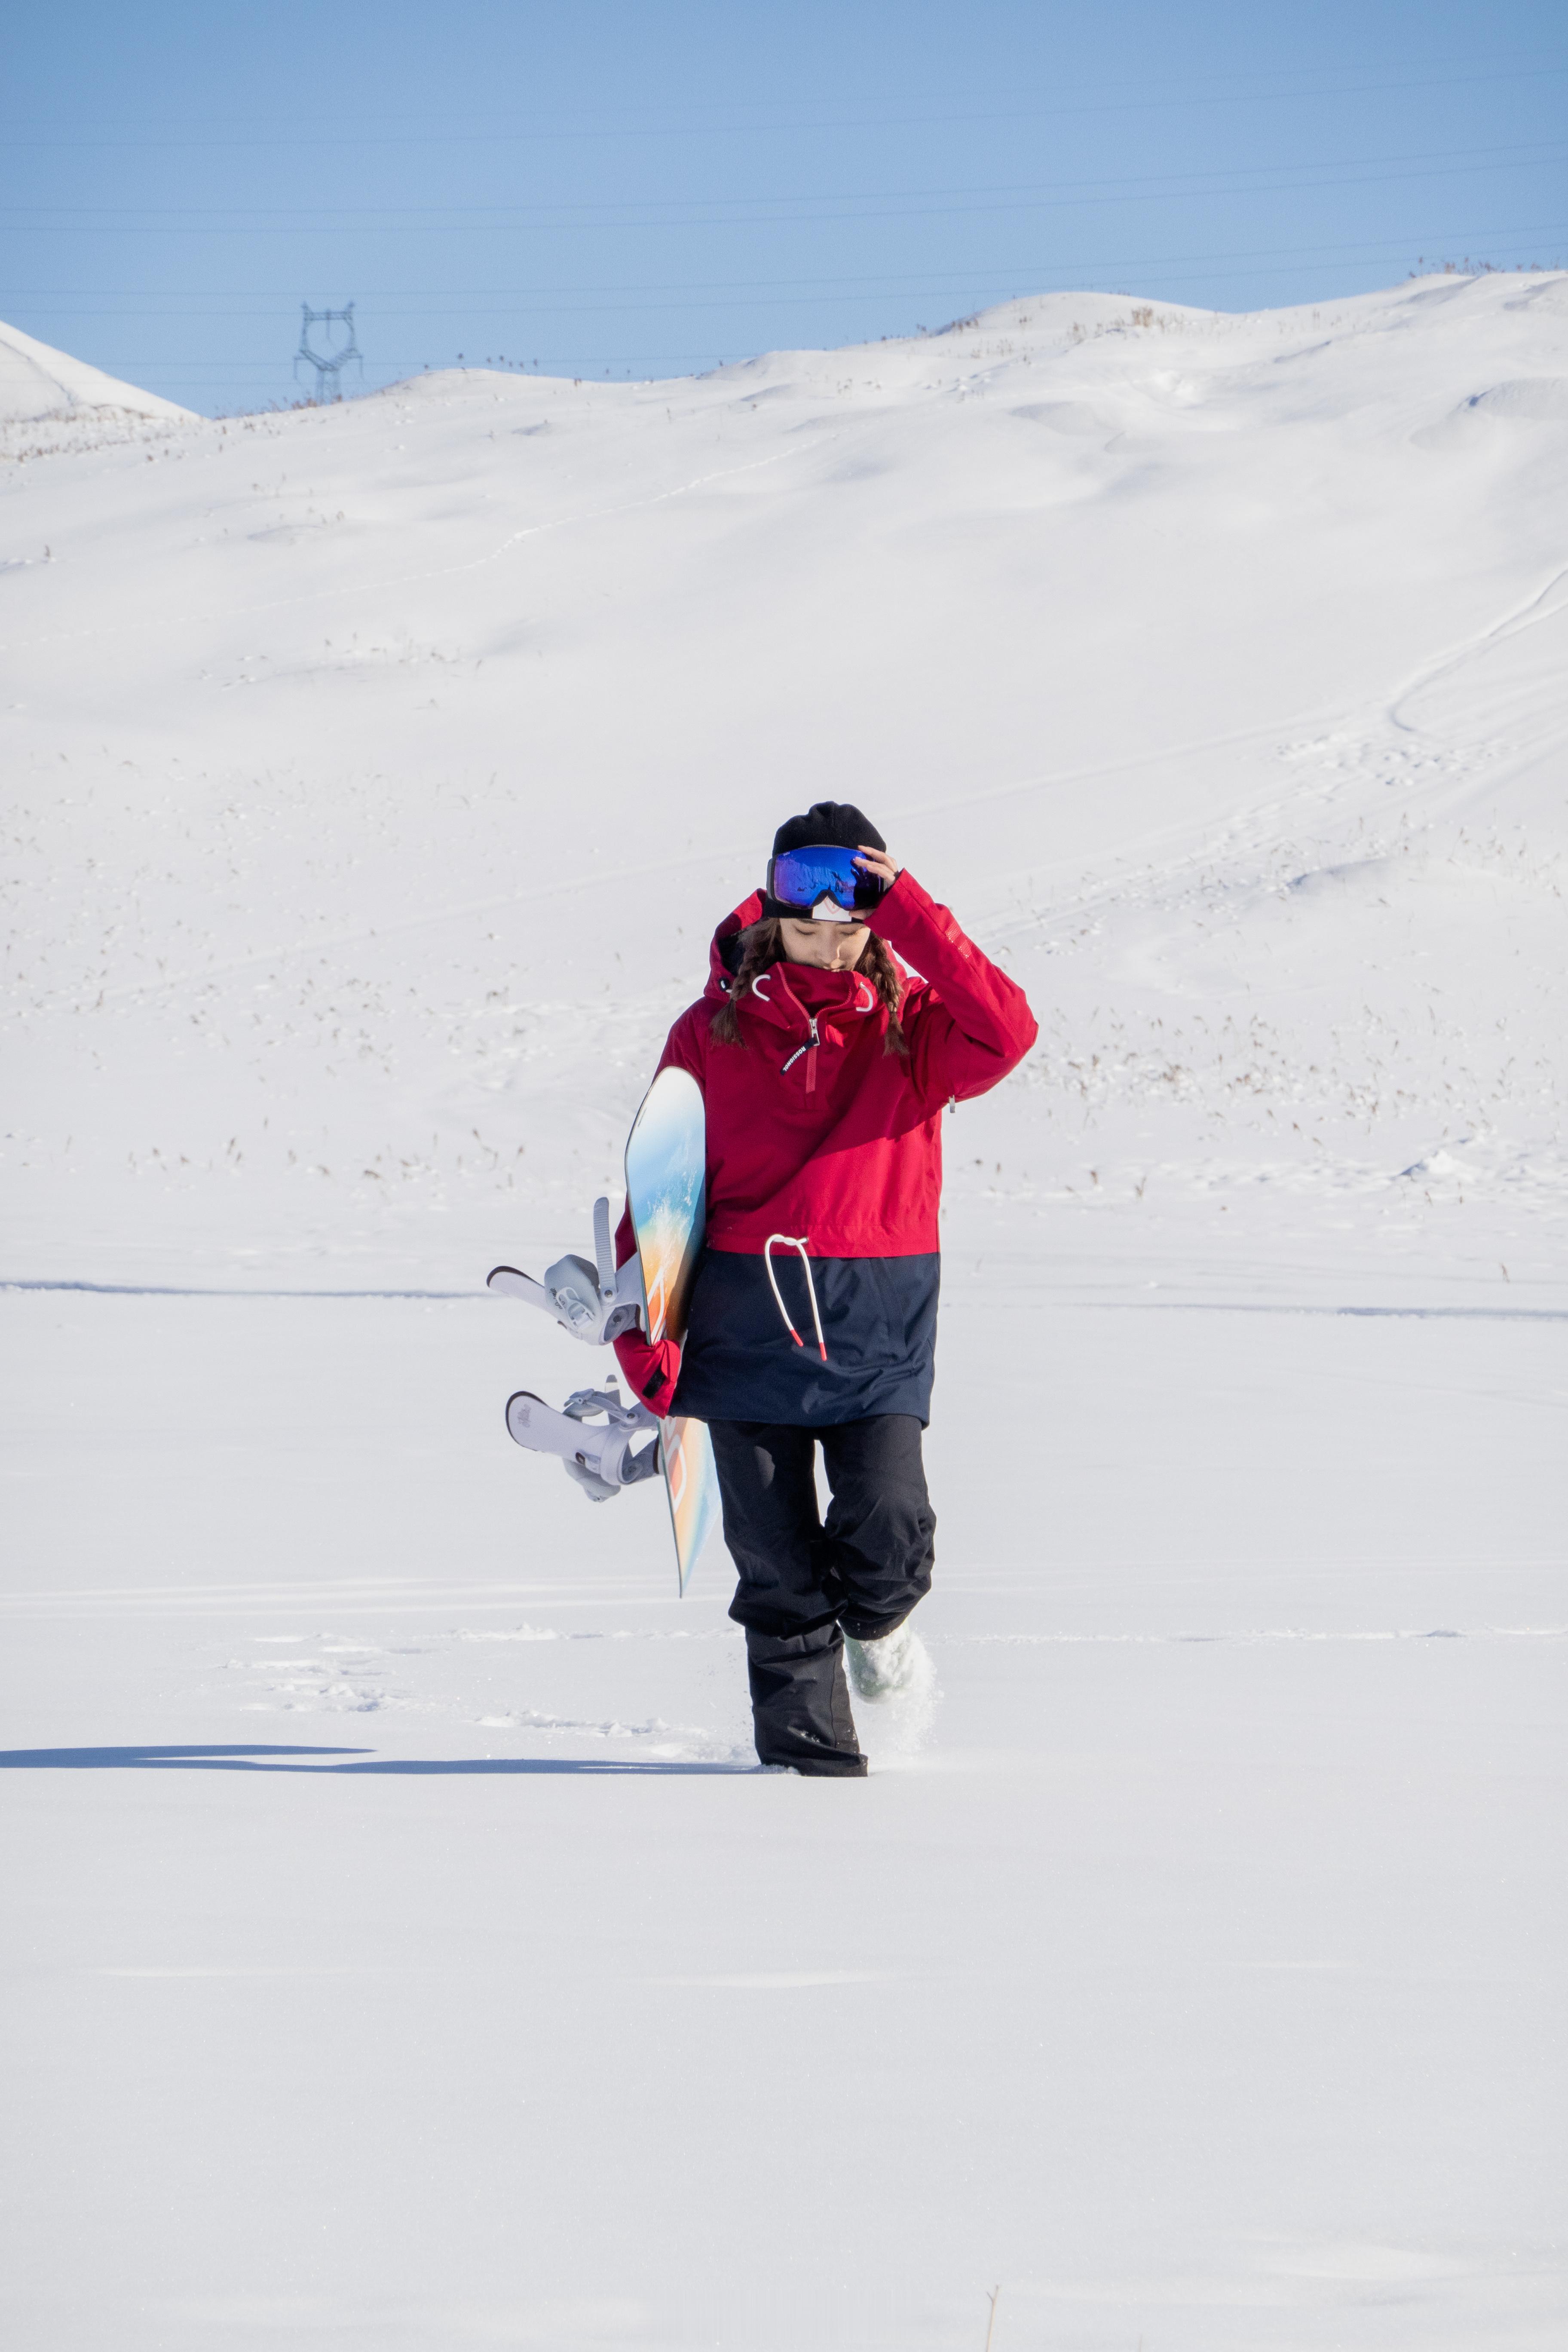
[780,1014,821,1095]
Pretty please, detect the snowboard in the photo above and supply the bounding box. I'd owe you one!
[623,1065,722,1595]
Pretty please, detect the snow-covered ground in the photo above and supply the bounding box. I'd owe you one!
[3,278,1565,2348]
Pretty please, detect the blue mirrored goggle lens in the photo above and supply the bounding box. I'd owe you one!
[770,845,881,913]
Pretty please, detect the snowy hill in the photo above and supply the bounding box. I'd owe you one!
[4,271,1565,1301]
[3,280,1566,2352]
[0,318,192,458]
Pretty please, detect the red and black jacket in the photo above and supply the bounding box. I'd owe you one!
[615,870,1036,1426]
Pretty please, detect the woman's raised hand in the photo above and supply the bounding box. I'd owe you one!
[854,845,900,888]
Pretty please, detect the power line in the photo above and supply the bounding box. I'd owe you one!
[11,234,1565,338]
[1,61,1565,146]
[21,261,1568,331]
[11,229,1568,306]
[45,240,1568,375]
[6,168,1561,243]
[4,139,1562,230]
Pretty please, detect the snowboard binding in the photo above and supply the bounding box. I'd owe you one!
[486,1064,717,1590]
[487,1195,645,1346]
[504,1381,661,1504]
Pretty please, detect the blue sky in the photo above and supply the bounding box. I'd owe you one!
[4,0,1565,415]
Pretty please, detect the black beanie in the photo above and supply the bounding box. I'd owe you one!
[772,800,885,858]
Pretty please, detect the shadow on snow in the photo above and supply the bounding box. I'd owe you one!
[0,1743,748,1776]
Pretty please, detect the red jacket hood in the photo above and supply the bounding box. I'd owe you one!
[704,893,765,995]
[703,895,917,1038]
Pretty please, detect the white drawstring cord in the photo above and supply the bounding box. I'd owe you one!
[763,1234,828,1363]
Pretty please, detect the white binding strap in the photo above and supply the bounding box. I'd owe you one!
[763,1234,828,1363]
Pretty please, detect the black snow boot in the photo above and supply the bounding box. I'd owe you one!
[744,1624,868,1776]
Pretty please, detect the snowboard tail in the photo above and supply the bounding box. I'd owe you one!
[623,1066,722,1596]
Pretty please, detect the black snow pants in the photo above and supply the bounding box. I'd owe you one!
[707,1415,936,1777]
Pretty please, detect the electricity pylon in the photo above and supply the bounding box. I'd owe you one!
[294,302,361,403]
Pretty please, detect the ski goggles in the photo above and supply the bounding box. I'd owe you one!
[766,844,888,921]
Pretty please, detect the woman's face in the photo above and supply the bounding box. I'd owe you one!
[778,916,870,971]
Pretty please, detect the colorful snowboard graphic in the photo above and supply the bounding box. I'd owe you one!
[624,1065,721,1595]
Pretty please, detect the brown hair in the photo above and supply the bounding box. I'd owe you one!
[711,918,906,1054]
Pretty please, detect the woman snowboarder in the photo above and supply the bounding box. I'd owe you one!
[613,802,1037,1776]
